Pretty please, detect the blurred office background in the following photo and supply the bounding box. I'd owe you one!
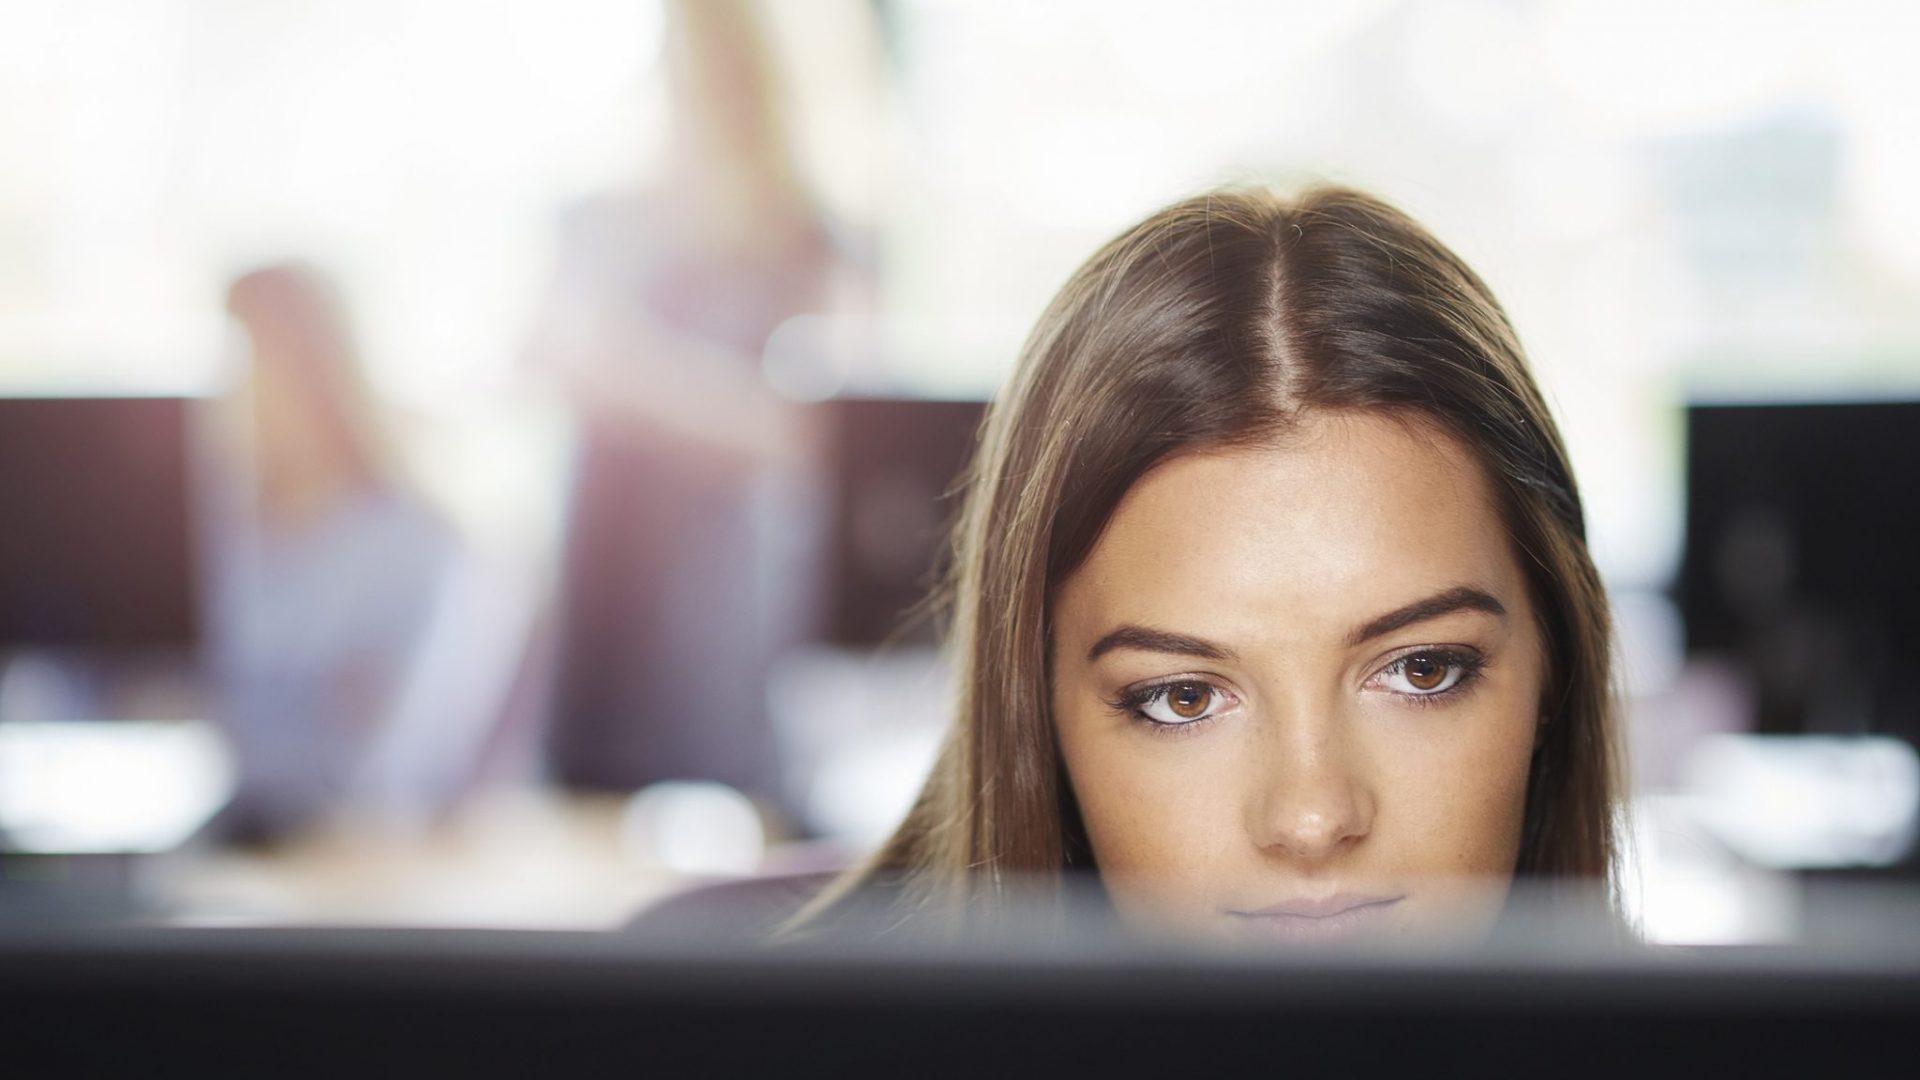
[1,0,1916,942]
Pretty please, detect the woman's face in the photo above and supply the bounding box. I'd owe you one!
[1050,410,1545,946]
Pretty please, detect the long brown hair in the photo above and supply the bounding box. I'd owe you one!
[798,185,1620,931]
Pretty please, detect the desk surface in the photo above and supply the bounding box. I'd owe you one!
[144,789,704,929]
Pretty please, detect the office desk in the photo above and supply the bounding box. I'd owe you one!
[151,788,689,929]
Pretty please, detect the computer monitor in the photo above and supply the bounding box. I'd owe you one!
[2,916,1915,1073]
[820,397,986,646]
[0,396,199,649]
[1676,400,1920,744]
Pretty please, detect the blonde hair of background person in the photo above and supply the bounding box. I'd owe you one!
[526,0,833,471]
[790,186,1623,943]
[225,263,425,526]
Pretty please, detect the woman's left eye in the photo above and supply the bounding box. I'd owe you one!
[1372,649,1482,698]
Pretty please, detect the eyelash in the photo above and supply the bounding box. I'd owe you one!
[1107,678,1232,732]
[1372,646,1488,708]
[1106,646,1489,730]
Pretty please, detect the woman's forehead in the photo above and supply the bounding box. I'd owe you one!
[1054,412,1528,650]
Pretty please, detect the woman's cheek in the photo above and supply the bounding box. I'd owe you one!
[1067,725,1245,916]
[1382,707,1534,877]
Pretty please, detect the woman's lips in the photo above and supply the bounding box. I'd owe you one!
[1227,894,1404,942]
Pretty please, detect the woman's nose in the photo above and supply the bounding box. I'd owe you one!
[1248,718,1375,862]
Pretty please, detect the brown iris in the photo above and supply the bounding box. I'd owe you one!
[1403,654,1449,691]
[1167,681,1212,719]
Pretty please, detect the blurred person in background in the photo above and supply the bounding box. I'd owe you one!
[525,0,850,819]
[788,187,1625,946]
[205,262,465,844]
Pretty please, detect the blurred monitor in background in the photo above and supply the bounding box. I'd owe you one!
[817,398,984,648]
[746,398,981,851]
[0,397,198,654]
[1677,400,1920,746]
[0,397,218,873]
[1676,399,1920,877]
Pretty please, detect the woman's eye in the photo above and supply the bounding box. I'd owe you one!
[1131,680,1229,725]
[1375,651,1475,696]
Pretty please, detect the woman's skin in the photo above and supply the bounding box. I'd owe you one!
[1050,409,1547,945]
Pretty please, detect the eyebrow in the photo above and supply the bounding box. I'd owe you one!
[1344,585,1507,647]
[1085,625,1236,664]
[1083,585,1508,665]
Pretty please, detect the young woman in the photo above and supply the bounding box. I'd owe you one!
[209,263,463,840]
[791,185,1622,945]
[528,0,845,811]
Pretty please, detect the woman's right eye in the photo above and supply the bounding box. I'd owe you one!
[1124,679,1232,726]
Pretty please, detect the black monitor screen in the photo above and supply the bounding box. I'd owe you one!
[821,398,986,646]
[0,397,198,648]
[1676,400,1920,739]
